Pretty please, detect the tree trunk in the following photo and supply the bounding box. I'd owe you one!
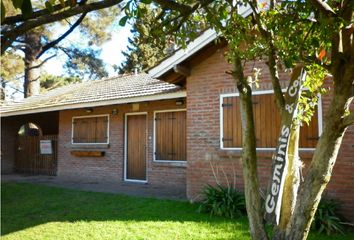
[285,99,349,239]
[273,126,300,239]
[24,30,42,98]
[0,81,5,100]
[285,50,353,240]
[233,56,268,240]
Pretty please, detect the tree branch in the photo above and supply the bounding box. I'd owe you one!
[267,43,286,110]
[155,0,214,17]
[302,55,331,71]
[37,12,87,59]
[2,0,88,25]
[153,0,193,15]
[310,0,336,17]
[28,54,57,70]
[58,47,72,58]
[342,112,354,127]
[1,0,123,54]
[153,0,214,41]
[3,0,71,25]
[247,0,285,110]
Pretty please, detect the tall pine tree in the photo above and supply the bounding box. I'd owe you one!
[1,0,121,98]
[118,4,172,74]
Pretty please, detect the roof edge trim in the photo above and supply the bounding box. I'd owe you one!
[1,91,187,117]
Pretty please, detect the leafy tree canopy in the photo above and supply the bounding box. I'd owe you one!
[122,1,353,239]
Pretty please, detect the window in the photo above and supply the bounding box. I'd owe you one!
[220,92,320,149]
[18,122,42,136]
[154,110,186,161]
[72,115,109,144]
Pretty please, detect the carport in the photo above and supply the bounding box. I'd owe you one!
[1,111,59,175]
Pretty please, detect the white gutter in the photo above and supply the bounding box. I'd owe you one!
[148,5,252,78]
[1,91,186,117]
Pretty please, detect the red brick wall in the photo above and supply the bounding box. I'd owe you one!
[58,99,186,191]
[186,48,354,220]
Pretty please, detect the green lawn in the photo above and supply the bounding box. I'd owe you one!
[1,183,352,240]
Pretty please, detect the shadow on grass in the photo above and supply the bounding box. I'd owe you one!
[1,182,249,237]
[2,182,352,240]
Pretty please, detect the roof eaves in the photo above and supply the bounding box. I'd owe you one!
[0,90,187,117]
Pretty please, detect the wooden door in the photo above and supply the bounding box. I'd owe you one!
[15,135,57,175]
[126,114,147,181]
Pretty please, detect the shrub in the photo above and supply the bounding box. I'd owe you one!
[198,184,246,219]
[312,198,345,235]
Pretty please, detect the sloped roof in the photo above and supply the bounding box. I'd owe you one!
[1,73,185,117]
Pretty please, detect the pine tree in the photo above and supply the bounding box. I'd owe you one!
[1,0,121,98]
[118,4,172,74]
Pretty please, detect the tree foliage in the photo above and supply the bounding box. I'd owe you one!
[118,1,210,74]
[118,4,173,74]
[63,47,108,79]
[40,73,81,92]
[124,1,353,239]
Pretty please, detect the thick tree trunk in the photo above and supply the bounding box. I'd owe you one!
[285,100,348,240]
[233,56,268,240]
[285,52,353,240]
[24,31,42,98]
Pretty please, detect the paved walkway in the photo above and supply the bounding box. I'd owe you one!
[1,174,187,201]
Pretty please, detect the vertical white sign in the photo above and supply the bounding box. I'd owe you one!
[264,67,306,225]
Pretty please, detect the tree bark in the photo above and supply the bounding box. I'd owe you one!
[24,31,42,97]
[0,81,5,100]
[233,56,268,240]
[285,94,350,240]
[285,49,353,240]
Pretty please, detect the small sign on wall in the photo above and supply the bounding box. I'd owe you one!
[40,140,52,154]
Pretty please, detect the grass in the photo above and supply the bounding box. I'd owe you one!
[1,183,353,240]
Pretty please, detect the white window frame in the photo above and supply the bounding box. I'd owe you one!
[220,90,323,151]
[124,112,148,183]
[71,114,110,145]
[153,109,187,163]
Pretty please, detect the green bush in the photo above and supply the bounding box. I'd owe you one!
[312,199,345,235]
[198,184,246,219]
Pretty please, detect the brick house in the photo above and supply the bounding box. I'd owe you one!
[1,29,353,221]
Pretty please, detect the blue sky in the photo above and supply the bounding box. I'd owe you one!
[44,24,133,77]
[5,23,132,100]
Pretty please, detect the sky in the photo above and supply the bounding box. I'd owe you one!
[44,24,133,77]
[5,22,133,100]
